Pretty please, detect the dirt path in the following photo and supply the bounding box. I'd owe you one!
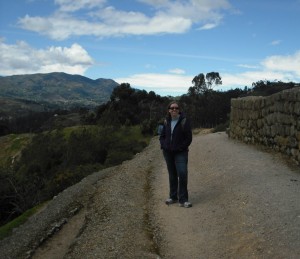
[151,132,300,258]
[1,132,299,259]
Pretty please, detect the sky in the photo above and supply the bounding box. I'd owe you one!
[0,0,300,96]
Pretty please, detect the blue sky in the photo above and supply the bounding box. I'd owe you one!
[0,0,300,96]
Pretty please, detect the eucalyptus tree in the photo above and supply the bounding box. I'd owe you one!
[206,72,222,91]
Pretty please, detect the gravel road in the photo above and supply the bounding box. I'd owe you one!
[152,132,300,259]
[0,131,299,259]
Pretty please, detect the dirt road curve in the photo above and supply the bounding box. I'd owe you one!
[1,132,299,259]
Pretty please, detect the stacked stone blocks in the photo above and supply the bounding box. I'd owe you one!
[229,88,300,164]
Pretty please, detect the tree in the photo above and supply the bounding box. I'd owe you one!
[206,72,222,91]
[191,73,206,94]
[110,83,134,101]
[190,72,222,95]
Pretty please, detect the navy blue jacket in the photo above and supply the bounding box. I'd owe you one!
[159,113,192,152]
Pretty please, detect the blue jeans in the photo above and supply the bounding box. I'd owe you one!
[163,150,189,204]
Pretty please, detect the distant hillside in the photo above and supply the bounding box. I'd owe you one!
[0,97,48,119]
[0,72,119,109]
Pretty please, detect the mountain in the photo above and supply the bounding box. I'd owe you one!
[0,72,119,109]
[0,97,47,118]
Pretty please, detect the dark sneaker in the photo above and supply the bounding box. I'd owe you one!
[179,201,192,208]
[165,198,178,205]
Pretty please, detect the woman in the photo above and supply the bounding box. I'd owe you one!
[159,101,193,208]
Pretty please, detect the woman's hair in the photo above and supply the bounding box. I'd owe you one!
[166,101,181,117]
[167,101,180,110]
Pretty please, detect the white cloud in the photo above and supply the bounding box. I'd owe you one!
[18,0,231,40]
[198,23,218,30]
[168,68,185,74]
[0,40,94,76]
[219,52,300,89]
[261,51,300,77]
[270,40,282,46]
[237,64,259,69]
[221,70,291,89]
[138,0,231,23]
[114,51,300,95]
[18,11,191,40]
[145,64,156,69]
[221,51,300,89]
[115,73,193,95]
[55,0,107,12]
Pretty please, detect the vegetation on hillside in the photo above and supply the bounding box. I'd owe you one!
[0,125,149,226]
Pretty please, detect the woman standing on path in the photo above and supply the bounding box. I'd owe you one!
[159,101,193,208]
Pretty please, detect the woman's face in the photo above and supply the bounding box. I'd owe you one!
[169,103,180,118]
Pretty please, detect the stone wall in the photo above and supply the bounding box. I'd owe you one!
[229,88,300,164]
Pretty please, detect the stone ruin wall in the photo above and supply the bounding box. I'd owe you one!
[229,88,300,165]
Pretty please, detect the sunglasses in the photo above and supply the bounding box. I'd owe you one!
[169,107,179,110]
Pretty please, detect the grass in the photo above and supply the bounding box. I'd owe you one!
[0,133,33,167]
[0,202,46,240]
